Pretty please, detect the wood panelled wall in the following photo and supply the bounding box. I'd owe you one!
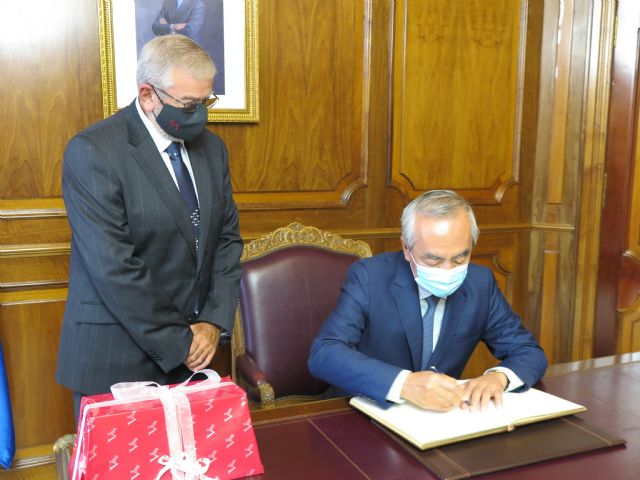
[0,0,618,476]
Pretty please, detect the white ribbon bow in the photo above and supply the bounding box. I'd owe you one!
[156,453,216,480]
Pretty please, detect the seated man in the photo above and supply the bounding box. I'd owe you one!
[308,190,547,411]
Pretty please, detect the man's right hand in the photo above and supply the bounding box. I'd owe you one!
[400,371,465,411]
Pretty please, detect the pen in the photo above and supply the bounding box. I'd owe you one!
[430,366,471,406]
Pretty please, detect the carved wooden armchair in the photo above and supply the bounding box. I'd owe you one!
[232,223,372,408]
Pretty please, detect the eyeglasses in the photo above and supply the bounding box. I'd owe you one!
[151,85,219,113]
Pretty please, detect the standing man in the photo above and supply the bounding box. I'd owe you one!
[309,190,547,411]
[57,35,242,419]
[152,0,206,44]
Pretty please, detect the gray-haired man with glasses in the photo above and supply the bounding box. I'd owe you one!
[57,34,242,420]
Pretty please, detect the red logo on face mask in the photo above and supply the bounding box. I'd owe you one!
[169,120,180,131]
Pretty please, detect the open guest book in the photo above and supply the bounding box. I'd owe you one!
[350,387,586,450]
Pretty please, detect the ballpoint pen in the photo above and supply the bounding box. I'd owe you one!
[430,365,471,406]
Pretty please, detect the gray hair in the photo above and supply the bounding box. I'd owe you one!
[401,190,480,249]
[136,34,216,89]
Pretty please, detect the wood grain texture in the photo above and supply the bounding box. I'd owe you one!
[0,0,102,200]
[217,0,370,210]
[546,0,573,204]
[0,0,102,473]
[0,294,75,448]
[540,245,559,360]
[0,463,56,480]
[390,0,524,204]
[0,255,69,292]
[618,257,640,352]
[594,0,640,357]
[571,0,615,360]
[526,0,600,364]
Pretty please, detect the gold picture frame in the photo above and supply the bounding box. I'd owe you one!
[98,0,259,122]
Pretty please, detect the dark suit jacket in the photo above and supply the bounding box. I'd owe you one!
[56,101,243,395]
[308,252,547,406]
[152,0,206,42]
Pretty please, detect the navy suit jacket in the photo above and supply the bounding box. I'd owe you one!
[152,0,206,43]
[308,251,547,406]
[56,101,242,395]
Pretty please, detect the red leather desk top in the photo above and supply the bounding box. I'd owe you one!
[248,357,640,480]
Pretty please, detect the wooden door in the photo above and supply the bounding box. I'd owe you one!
[595,0,640,356]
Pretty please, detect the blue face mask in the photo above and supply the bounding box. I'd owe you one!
[409,251,468,297]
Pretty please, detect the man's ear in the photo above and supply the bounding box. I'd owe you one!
[400,237,411,263]
[139,84,155,113]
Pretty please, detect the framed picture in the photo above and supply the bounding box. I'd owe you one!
[98,0,259,122]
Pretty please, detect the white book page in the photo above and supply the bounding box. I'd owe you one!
[350,388,586,449]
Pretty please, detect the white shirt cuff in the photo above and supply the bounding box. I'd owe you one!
[386,369,411,403]
[484,366,523,392]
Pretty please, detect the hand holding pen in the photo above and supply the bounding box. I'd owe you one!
[400,365,465,411]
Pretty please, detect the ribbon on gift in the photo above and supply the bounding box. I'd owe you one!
[109,369,233,480]
[156,453,215,480]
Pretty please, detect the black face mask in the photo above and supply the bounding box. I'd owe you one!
[155,103,208,141]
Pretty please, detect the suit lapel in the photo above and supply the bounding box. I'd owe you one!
[392,258,423,371]
[430,285,468,367]
[124,104,198,261]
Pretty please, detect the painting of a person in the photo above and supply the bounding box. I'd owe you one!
[152,0,206,44]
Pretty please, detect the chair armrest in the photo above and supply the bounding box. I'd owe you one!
[236,353,268,385]
[54,433,77,480]
[236,354,275,407]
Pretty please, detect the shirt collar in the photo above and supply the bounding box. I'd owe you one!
[135,97,183,154]
[419,286,434,301]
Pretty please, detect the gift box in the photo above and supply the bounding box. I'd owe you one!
[70,370,264,480]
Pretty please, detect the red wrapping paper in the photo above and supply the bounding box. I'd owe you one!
[70,371,263,480]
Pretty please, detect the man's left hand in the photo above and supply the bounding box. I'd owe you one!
[185,322,221,372]
[461,371,508,412]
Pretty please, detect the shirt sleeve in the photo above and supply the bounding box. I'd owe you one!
[484,366,524,392]
[386,369,411,403]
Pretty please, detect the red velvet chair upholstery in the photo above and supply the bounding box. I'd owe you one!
[232,223,372,407]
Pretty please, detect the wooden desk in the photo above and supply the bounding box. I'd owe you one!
[249,355,640,479]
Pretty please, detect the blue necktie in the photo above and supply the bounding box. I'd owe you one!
[166,142,200,249]
[176,0,183,10]
[421,296,440,371]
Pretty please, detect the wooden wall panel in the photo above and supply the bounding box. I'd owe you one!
[0,1,102,200]
[526,0,599,365]
[618,254,640,353]
[0,0,103,474]
[0,292,75,450]
[572,1,616,360]
[390,0,525,205]
[217,0,370,211]
[617,77,640,353]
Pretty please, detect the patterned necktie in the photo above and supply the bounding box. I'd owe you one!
[421,296,440,371]
[166,142,200,250]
